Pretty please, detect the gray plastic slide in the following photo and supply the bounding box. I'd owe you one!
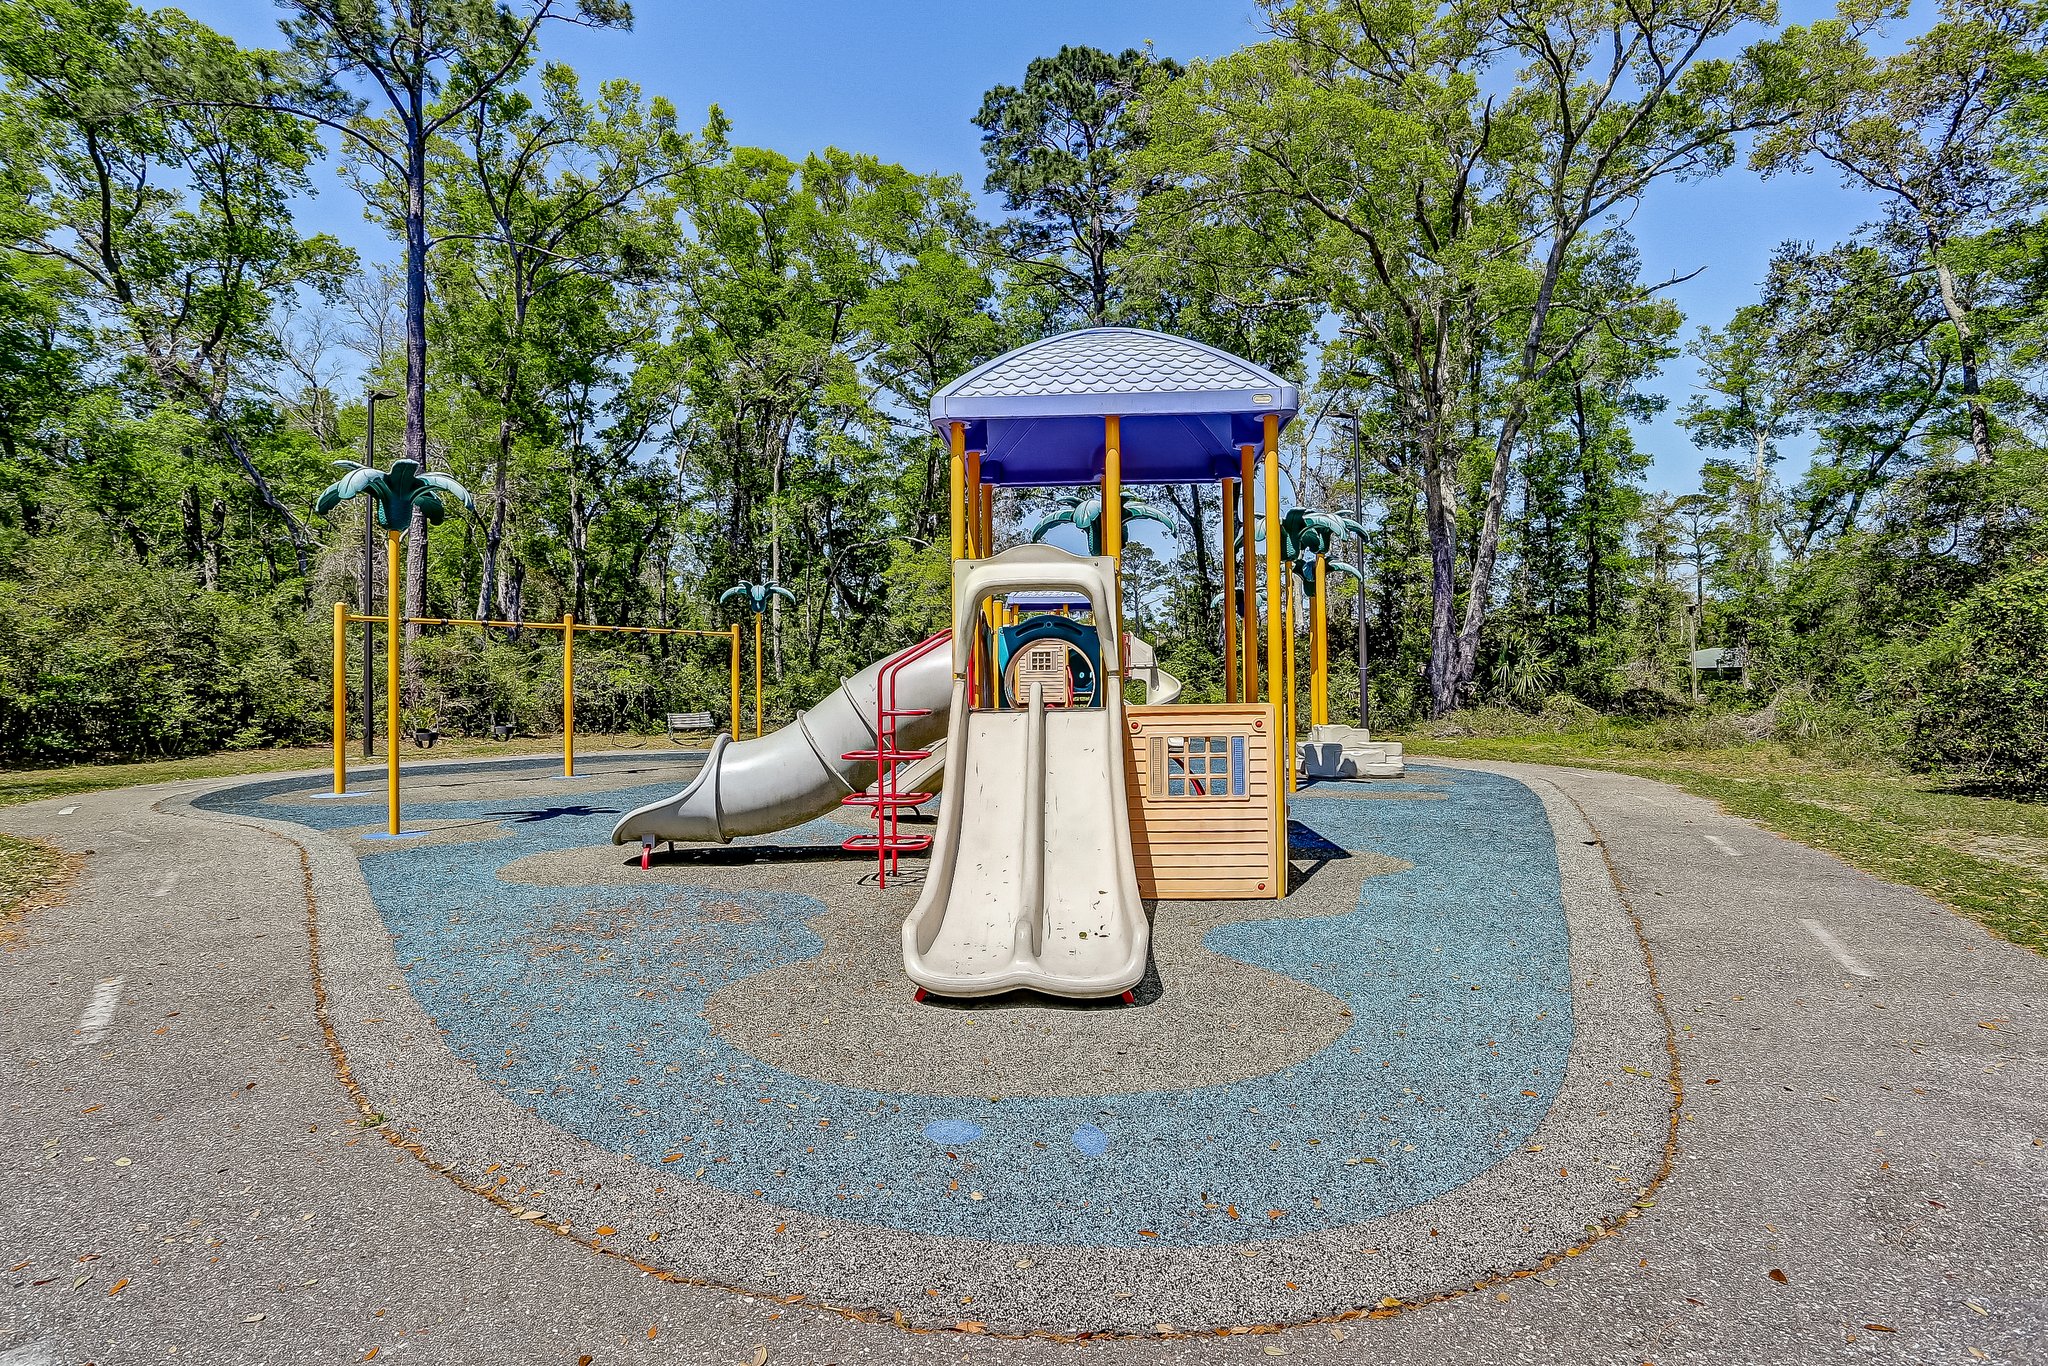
[900,547,1148,999]
[610,638,951,847]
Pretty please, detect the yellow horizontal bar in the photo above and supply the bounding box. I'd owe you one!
[354,615,726,637]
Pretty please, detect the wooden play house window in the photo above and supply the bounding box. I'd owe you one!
[1150,734,1245,799]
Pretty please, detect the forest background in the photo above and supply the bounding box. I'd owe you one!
[1,0,2044,794]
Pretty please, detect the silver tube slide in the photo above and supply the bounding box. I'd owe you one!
[610,637,953,846]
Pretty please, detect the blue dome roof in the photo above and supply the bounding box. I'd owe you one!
[930,328,1299,487]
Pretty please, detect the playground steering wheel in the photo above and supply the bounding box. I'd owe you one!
[1003,639,1096,709]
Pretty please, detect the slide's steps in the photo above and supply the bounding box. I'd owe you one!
[1299,724,1405,780]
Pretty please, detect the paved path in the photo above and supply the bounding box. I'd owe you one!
[1,759,2041,1365]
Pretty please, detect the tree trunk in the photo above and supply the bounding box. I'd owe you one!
[1574,385,1598,641]
[476,414,514,621]
[1419,448,1461,717]
[769,431,784,683]
[205,498,224,591]
[402,112,430,699]
[1931,256,1992,465]
[1451,411,1524,706]
[567,471,589,622]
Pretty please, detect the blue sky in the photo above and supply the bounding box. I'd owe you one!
[182,0,1895,495]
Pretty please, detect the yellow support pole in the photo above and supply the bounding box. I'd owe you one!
[1261,418,1281,708]
[948,422,966,653]
[948,422,967,564]
[1220,478,1238,703]
[753,613,764,738]
[1239,445,1258,703]
[385,528,403,836]
[332,601,348,794]
[982,481,1002,699]
[562,612,576,777]
[1103,416,1122,560]
[1283,570,1298,793]
[1104,415,1123,664]
[729,622,742,737]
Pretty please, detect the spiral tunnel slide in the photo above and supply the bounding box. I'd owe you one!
[609,638,952,847]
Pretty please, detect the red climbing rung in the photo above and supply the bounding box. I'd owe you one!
[841,791,935,809]
[842,630,949,888]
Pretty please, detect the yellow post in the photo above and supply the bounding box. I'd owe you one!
[332,600,348,794]
[753,613,764,738]
[975,477,997,659]
[562,612,576,777]
[1283,570,1298,793]
[948,422,967,564]
[729,622,742,737]
[385,528,403,836]
[1220,479,1238,703]
[1261,418,1281,708]
[1103,416,1122,559]
[1239,445,1258,703]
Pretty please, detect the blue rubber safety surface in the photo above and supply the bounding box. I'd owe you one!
[202,759,1571,1248]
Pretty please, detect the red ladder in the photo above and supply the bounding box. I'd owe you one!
[840,630,948,887]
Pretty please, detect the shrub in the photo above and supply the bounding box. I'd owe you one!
[0,543,325,762]
[1907,562,2048,790]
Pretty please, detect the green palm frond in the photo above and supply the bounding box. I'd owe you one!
[417,472,477,511]
[313,457,474,532]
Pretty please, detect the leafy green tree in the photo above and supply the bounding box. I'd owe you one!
[1755,0,2048,464]
[1908,560,2048,787]
[427,63,710,623]
[0,0,350,576]
[975,45,1182,328]
[237,0,631,609]
[1137,0,1799,714]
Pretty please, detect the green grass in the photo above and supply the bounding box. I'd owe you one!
[0,832,67,941]
[1395,729,2048,956]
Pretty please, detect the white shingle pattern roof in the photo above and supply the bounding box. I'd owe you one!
[951,329,1276,399]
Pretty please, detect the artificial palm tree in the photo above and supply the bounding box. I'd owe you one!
[1027,489,1180,556]
[314,458,474,836]
[719,581,798,737]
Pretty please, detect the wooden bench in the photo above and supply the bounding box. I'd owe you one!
[667,711,717,743]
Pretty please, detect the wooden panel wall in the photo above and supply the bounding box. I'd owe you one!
[1123,704,1284,900]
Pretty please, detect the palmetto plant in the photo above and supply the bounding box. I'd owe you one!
[1028,490,1180,555]
[315,458,475,529]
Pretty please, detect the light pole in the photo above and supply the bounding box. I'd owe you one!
[1333,412,1370,729]
[362,390,394,757]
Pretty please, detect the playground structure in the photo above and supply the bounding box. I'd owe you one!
[314,458,474,837]
[622,327,1397,999]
